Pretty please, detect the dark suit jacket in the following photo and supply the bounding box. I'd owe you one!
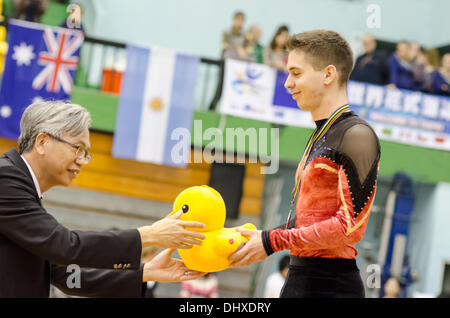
[388,53,422,90]
[0,149,145,298]
[350,50,389,85]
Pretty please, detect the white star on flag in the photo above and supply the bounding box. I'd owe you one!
[12,42,36,66]
[32,96,45,104]
[0,105,12,118]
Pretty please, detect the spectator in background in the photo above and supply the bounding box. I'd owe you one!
[410,43,434,92]
[388,41,422,90]
[409,42,422,64]
[350,34,389,85]
[13,0,49,23]
[180,273,219,298]
[429,53,450,96]
[244,24,263,64]
[264,254,290,298]
[425,48,441,70]
[264,25,289,71]
[60,2,85,33]
[221,11,247,60]
[383,277,401,298]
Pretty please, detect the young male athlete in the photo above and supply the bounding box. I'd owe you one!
[229,30,381,298]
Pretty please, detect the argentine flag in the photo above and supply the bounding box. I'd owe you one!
[112,45,199,167]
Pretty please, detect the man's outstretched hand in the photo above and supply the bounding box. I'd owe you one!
[138,210,206,249]
[143,248,206,283]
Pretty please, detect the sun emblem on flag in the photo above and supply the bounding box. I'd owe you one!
[150,97,163,111]
[32,27,83,94]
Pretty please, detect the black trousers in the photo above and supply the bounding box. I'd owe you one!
[280,256,365,298]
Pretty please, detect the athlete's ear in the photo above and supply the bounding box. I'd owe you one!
[323,64,337,86]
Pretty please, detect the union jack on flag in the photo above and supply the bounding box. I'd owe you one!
[32,27,83,94]
[0,19,84,140]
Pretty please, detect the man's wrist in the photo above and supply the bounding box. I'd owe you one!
[138,226,154,248]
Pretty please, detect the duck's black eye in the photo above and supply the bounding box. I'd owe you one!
[182,205,189,213]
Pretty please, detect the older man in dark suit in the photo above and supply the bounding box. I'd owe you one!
[350,34,389,85]
[0,101,206,298]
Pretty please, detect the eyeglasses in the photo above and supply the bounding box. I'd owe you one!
[47,133,92,164]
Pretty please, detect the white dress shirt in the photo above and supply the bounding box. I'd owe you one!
[21,155,43,200]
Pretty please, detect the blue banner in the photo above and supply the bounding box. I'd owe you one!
[347,81,450,150]
[220,59,314,128]
[272,70,297,109]
[0,19,83,140]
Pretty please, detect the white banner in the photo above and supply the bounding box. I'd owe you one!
[219,59,314,128]
[220,59,450,151]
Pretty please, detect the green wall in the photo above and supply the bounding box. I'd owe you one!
[3,0,68,25]
[71,86,450,184]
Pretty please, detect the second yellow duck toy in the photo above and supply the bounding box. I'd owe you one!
[167,185,256,273]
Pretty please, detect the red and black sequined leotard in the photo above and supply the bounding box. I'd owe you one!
[262,111,381,259]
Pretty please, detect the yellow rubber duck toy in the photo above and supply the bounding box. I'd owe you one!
[168,185,256,272]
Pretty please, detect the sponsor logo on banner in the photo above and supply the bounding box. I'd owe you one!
[221,59,275,121]
[220,59,314,128]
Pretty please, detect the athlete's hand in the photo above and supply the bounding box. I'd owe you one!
[229,228,267,268]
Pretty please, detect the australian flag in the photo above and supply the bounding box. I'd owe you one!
[0,19,83,140]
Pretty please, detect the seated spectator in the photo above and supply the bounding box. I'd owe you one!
[221,11,247,60]
[13,0,49,23]
[429,53,450,96]
[383,277,401,298]
[244,24,263,64]
[60,2,85,33]
[350,34,389,85]
[388,41,422,90]
[263,25,289,71]
[180,273,219,298]
[264,254,290,298]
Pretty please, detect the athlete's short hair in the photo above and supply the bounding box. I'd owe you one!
[286,29,354,86]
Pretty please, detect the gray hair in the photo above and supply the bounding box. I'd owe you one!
[18,100,92,154]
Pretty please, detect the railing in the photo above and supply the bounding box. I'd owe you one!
[76,35,224,111]
[77,35,450,113]
[2,18,449,112]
